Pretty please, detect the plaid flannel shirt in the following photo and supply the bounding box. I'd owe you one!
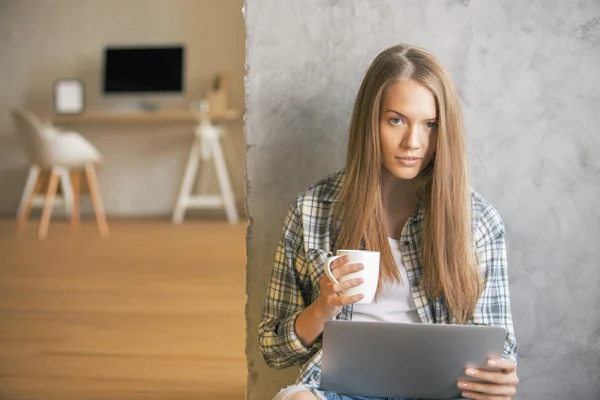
[258,169,517,386]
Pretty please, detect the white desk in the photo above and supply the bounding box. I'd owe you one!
[51,109,241,124]
[50,109,243,224]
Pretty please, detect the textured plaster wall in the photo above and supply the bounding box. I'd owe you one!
[245,1,600,399]
[0,0,245,217]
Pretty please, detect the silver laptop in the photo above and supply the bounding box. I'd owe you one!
[321,321,506,400]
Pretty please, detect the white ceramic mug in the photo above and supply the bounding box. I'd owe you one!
[324,249,380,304]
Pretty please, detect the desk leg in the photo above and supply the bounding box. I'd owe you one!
[172,137,201,224]
[210,135,239,224]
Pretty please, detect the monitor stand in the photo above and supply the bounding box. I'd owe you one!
[101,99,160,114]
[140,99,159,112]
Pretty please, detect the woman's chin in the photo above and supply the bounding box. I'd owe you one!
[385,166,421,181]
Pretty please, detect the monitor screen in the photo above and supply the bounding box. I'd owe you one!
[103,46,185,93]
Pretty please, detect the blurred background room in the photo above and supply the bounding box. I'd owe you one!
[0,1,247,399]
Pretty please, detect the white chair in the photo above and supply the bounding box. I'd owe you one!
[12,109,109,239]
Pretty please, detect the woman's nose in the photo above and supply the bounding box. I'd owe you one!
[401,125,420,149]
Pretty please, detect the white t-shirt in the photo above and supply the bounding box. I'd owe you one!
[351,238,421,323]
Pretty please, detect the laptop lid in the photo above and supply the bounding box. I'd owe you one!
[321,321,506,400]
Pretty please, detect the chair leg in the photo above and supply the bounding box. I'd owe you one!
[59,168,73,217]
[84,163,109,238]
[38,168,61,240]
[70,171,81,229]
[16,165,40,220]
[16,172,43,235]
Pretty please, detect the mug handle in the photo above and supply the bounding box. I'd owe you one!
[324,255,342,284]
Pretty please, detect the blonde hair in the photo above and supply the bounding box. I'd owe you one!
[336,44,482,323]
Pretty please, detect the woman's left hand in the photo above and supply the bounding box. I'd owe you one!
[457,358,519,399]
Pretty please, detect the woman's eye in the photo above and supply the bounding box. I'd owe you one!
[426,121,438,128]
[390,118,402,125]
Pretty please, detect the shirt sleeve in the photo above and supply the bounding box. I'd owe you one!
[258,200,319,369]
[473,210,518,364]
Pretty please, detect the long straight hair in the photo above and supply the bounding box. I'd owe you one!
[335,44,483,323]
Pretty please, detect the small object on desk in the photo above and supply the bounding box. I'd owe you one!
[188,98,211,118]
[207,73,229,112]
[199,98,210,113]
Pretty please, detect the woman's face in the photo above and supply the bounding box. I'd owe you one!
[379,79,438,180]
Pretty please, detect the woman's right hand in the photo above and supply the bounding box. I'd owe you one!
[295,255,366,347]
[313,255,366,321]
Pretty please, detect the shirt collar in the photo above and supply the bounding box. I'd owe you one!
[411,201,425,222]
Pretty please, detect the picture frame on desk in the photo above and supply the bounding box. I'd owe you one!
[54,78,85,114]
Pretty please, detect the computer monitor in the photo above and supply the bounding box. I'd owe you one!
[103,45,185,94]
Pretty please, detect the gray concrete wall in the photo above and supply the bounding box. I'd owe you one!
[245,1,600,399]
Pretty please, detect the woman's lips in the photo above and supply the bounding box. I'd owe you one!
[395,156,421,166]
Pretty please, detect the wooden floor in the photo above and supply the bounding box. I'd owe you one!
[0,218,247,400]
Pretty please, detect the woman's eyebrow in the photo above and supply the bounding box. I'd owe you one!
[384,109,407,118]
[384,109,437,121]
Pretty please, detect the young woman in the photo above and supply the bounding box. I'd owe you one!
[258,44,519,400]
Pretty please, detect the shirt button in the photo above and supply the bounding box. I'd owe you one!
[403,240,410,247]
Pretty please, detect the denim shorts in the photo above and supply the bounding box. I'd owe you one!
[272,384,419,400]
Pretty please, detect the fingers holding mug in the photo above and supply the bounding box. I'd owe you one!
[326,255,364,281]
[331,277,364,295]
[328,255,349,273]
[333,262,364,281]
[338,292,364,306]
[324,250,380,304]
